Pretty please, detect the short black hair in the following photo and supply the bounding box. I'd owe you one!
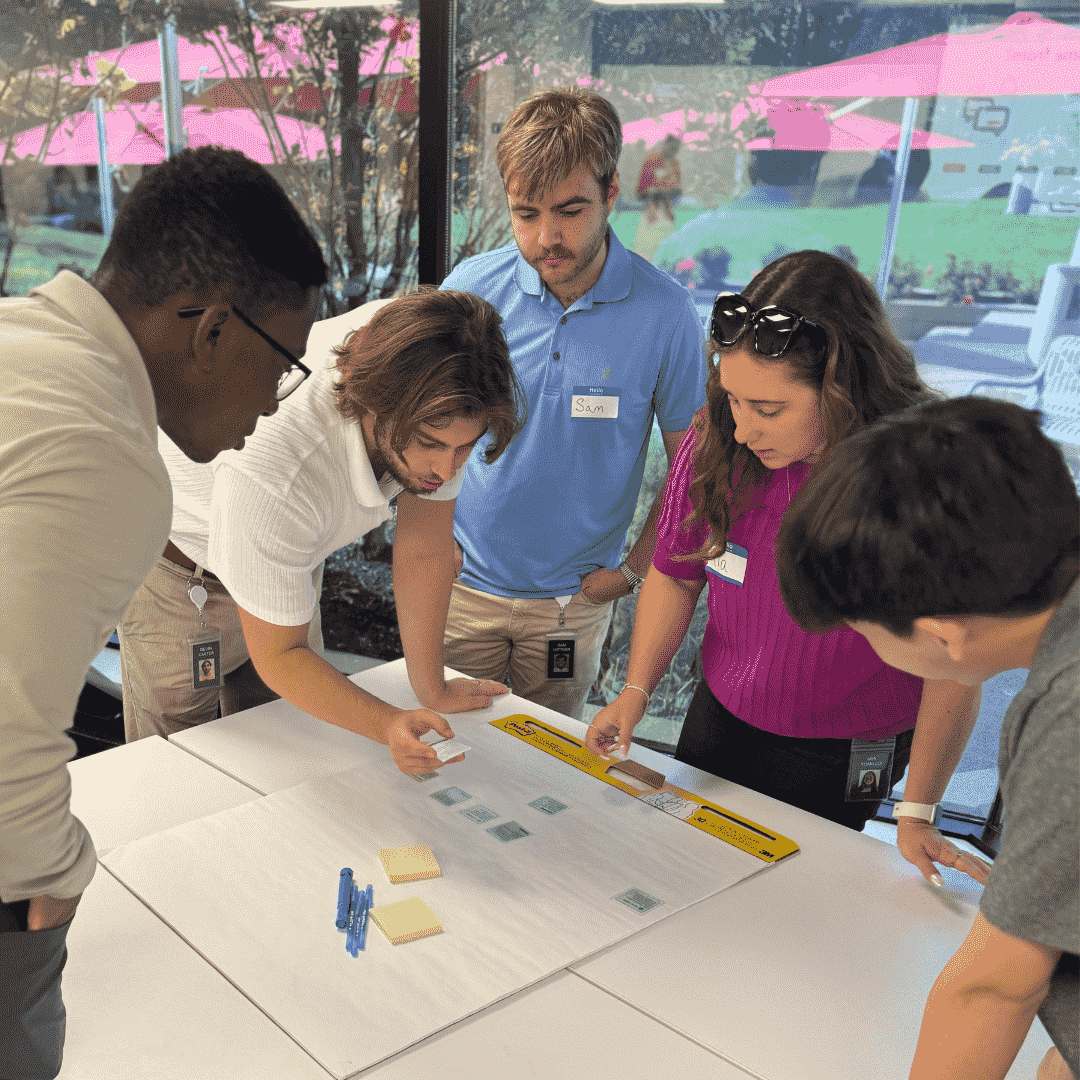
[777,397,1080,637]
[91,147,328,314]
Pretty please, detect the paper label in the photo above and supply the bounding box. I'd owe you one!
[430,787,472,807]
[529,796,568,816]
[614,888,663,914]
[486,821,531,843]
[705,542,749,587]
[570,385,620,419]
[460,805,499,824]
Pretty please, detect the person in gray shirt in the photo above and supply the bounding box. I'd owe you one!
[775,396,1078,1080]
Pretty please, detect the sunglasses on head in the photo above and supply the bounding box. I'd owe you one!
[710,292,822,359]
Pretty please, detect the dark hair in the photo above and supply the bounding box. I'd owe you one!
[776,397,1080,636]
[91,147,328,314]
[496,87,622,203]
[332,287,526,463]
[679,249,938,561]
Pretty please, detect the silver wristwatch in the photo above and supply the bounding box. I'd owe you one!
[618,561,643,594]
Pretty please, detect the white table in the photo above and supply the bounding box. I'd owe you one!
[60,661,1054,1078]
[570,749,1054,1080]
[68,734,259,854]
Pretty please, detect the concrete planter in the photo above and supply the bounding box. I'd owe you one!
[888,298,1036,343]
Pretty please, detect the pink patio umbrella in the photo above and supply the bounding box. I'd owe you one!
[752,12,1080,294]
[757,12,1080,99]
[2,103,330,166]
[743,99,972,151]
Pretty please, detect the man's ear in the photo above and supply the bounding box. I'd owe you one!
[914,616,970,661]
[606,171,620,210]
[190,305,230,367]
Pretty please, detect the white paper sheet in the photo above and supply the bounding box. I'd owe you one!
[104,714,772,1078]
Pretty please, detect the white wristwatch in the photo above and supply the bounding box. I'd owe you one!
[892,801,942,827]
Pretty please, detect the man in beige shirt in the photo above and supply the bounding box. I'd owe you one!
[0,146,328,1080]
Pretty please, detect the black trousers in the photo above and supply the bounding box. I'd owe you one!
[675,679,915,832]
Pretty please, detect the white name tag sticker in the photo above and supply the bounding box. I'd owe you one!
[571,385,620,419]
[705,542,749,587]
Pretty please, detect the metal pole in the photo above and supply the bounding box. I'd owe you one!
[875,95,917,300]
[158,20,186,158]
[418,0,456,284]
[92,97,115,235]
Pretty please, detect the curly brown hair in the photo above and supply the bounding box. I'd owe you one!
[331,287,526,464]
[678,249,939,562]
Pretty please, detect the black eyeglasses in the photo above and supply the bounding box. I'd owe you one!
[178,305,311,401]
[710,292,822,359]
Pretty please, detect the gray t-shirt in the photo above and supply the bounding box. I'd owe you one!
[981,575,1079,1073]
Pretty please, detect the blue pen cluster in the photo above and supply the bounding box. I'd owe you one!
[336,867,372,956]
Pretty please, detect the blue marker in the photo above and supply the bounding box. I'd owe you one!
[346,882,361,955]
[336,868,353,931]
[357,885,373,951]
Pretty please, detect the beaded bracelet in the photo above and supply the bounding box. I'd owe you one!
[621,684,651,703]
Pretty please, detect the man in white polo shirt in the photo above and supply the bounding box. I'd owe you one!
[0,147,329,1079]
[119,289,525,771]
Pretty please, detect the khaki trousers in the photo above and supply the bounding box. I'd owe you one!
[443,580,613,722]
[118,556,324,742]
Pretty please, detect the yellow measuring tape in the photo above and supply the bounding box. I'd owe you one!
[491,715,799,863]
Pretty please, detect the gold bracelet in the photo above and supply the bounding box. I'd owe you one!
[622,683,651,703]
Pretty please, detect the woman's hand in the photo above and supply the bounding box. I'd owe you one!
[585,690,649,757]
[385,709,463,774]
[896,818,992,887]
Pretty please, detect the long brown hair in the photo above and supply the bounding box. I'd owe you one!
[679,250,938,561]
[332,287,526,463]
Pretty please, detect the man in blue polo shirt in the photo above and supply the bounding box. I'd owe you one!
[440,87,706,722]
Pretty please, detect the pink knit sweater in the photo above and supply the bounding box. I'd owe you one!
[652,427,923,739]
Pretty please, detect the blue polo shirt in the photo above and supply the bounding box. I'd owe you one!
[441,231,706,598]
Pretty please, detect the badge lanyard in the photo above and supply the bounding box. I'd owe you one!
[186,565,223,691]
[546,594,576,680]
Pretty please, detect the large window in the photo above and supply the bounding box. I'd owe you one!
[450,0,1080,817]
[0,1,421,313]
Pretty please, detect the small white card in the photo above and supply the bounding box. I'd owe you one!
[433,738,471,763]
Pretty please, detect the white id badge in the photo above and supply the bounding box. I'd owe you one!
[570,385,620,419]
[705,542,749,587]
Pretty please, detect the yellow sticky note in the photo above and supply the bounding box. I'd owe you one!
[369,896,443,945]
[377,844,441,884]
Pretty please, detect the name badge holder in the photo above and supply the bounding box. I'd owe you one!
[845,736,897,801]
[186,565,223,691]
[546,594,576,680]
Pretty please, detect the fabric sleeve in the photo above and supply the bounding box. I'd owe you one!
[0,432,169,902]
[651,425,710,582]
[208,463,326,627]
[980,668,1080,955]
[652,291,707,434]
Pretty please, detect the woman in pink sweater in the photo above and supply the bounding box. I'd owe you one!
[587,251,991,882]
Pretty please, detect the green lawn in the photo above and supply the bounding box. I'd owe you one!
[0,224,108,296]
[612,199,1078,289]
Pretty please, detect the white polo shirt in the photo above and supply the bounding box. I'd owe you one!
[162,300,464,628]
[0,271,170,902]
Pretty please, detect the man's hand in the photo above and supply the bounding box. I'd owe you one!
[580,567,630,605]
[27,892,82,931]
[418,678,509,714]
[896,818,993,887]
[385,709,463,774]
